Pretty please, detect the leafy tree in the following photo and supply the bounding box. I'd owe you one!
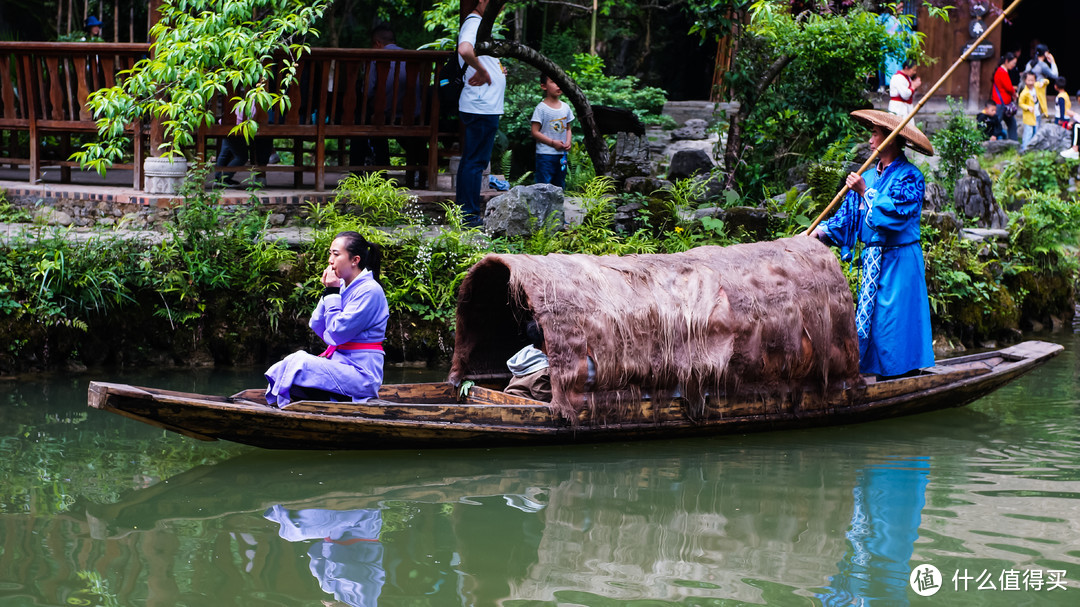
[74,0,329,172]
[718,1,922,197]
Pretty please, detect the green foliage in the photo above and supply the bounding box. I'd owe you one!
[0,190,32,222]
[922,223,1016,332]
[686,0,754,42]
[1007,190,1080,270]
[315,174,488,325]
[564,141,596,193]
[803,135,857,211]
[1,229,148,330]
[994,151,1074,206]
[931,97,985,196]
[155,165,297,332]
[727,4,922,198]
[73,0,329,173]
[920,187,1080,337]
[763,186,816,237]
[332,171,418,227]
[420,0,507,50]
[539,28,580,73]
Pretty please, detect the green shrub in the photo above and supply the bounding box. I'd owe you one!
[727,8,905,200]
[994,151,1074,206]
[931,97,985,197]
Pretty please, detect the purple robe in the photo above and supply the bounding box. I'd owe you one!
[265,271,389,406]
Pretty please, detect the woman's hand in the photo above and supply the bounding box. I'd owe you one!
[321,264,341,288]
[845,172,867,196]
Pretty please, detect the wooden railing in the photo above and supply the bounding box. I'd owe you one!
[0,43,454,191]
[0,42,148,187]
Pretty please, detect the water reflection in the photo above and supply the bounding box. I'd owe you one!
[819,458,930,606]
[2,337,1080,605]
[265,506,387,606]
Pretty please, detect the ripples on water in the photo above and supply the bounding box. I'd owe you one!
[0,337,1078,606]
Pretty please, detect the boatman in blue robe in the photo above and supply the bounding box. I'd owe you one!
[812,109,934,378]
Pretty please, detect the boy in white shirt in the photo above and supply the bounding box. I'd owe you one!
[530,74,574,188]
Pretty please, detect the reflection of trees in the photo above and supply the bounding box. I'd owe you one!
[506,457,856,604]
[0,380,243,515]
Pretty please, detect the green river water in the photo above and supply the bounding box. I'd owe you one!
[1,334,1079,606]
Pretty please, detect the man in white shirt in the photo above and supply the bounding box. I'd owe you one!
[888,61,921,117]
[456,0,506,228]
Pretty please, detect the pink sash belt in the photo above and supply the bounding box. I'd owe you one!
[318,342,384,358]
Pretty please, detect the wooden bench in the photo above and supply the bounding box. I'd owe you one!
[196,48,452,191]
[1,43,456,192]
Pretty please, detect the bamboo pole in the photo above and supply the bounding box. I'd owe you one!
[804,0,1024,236]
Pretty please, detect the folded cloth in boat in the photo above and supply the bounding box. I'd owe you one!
[507,345,550,376]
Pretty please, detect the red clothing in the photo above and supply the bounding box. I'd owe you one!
[992,65,1015,104]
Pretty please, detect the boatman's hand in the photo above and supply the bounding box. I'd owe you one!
[845,172,867,197]
[321,265,341,288]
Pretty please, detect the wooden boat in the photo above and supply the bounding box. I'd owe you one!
[87,241,1064,449]
[87,340,1062,450]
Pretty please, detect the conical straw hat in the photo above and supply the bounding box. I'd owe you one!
[850,109,935,156]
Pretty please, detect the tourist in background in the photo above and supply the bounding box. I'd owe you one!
[992,52,1019,141]
[887,60,920,117]
[455,0,506,228]
[530,74,574,189]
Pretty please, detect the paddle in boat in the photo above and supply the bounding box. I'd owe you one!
[87,237,1063,450]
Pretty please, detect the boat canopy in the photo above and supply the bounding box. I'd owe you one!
[449,237,860,421]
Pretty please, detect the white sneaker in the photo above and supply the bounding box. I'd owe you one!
[1061,148,1079,160]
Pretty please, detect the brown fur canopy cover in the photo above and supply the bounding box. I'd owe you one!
[449,237,860,421]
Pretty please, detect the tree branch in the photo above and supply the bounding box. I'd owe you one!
[480,39,610,174]
[723,52,794,188]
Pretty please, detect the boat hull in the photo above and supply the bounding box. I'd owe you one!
[87,341,1063,450]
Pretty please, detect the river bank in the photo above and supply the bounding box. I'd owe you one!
[2,144,1079,376]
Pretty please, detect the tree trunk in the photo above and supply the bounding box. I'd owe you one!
[476,0,608,174]
[723,53,794,189]
[590,0,597,55]
[481,39,610,175]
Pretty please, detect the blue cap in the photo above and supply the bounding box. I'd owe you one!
[86,16,103,28]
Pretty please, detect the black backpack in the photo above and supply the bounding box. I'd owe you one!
[437,53,467,119]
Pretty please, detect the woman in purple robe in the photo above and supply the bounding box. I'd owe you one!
[265,231,389,406]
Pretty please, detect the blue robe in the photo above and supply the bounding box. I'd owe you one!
[265,271,389,406]
[819,153,933,376]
